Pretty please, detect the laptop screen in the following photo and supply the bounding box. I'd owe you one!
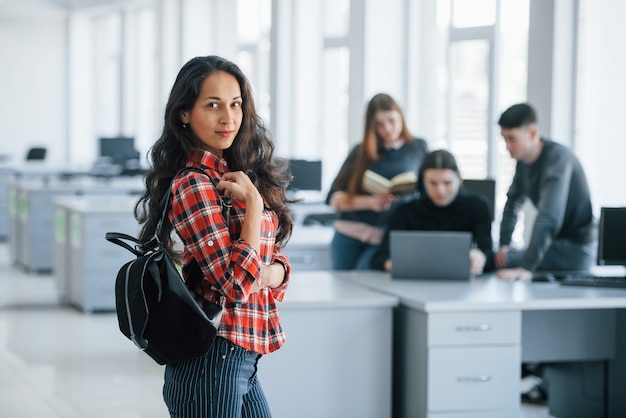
[390,230,472,280]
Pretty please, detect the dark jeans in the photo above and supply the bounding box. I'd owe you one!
[330,231,378,270]
[506,239,596,271]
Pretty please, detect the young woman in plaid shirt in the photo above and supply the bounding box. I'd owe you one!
[135,55,294,418]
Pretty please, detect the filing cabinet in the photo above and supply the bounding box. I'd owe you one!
[396,308,521,418]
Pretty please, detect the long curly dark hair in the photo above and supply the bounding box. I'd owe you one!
[135,55,294,254]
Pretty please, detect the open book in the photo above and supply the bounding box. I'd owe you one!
[362,170,418,195]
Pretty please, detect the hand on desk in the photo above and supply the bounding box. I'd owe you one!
[469,248,486,276]
[497,267,532,282]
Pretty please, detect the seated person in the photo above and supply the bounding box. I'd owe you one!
[370,149,494,275]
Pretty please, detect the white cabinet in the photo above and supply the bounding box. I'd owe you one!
[54,195,140,312]
[397,308,521,418]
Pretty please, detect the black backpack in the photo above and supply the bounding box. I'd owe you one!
[105,167,230,365]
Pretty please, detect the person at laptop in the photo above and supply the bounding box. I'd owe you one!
[495,103,595,281]
[326,93,428,270]
[370,149,494,275]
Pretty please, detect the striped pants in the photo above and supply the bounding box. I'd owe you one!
[163,337,272,418]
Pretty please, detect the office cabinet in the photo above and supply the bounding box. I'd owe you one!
[56,196,140,312]
[19,184,77,272]
[397,308,521,418]
[0,166,13,240]
[259,272,398,418]
[282,225,333,270]
[11,176,143,273]
[283,202,334,271]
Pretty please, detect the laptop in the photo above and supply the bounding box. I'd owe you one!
[390,230,472,280]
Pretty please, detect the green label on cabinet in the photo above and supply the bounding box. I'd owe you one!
[18,194,28,220]
[70,214,81,248]
[55,210,66,243]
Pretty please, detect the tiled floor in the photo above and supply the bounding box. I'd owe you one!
[0,242,554,418]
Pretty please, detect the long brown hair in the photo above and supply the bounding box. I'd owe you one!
[135,56,294,255]
[344,93,413,194]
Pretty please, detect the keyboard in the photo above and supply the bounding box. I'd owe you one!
[560,274,626,289]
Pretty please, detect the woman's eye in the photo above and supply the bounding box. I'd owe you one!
[232,101,242,108]
[208,102,218,108]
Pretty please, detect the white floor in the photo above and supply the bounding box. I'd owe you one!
[0,242,554,418]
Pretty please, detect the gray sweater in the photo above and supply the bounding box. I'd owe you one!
[499,139,594,271]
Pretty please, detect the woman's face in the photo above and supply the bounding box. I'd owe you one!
[180,71,243,157]
[423,168,461,207]
[372,109,404,145]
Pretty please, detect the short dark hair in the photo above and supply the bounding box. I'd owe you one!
[498,103,537,129]
[421,149,460,174]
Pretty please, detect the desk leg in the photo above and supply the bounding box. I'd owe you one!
[608,309,626,417]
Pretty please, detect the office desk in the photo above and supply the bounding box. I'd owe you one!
[338,271,626,418]
[257,271,398,418]
[9,176,142,272]
[0,166,13,240]
[282,202,334,270]
[282,224,333,270]
[52,195,140,312]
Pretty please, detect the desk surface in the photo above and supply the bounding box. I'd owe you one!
[52,195,138,214]
[336,271,626,312]
[280,271,397,310]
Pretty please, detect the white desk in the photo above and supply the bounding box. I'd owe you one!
[338,271,626,418]
[9,176,143,272]
[53,195,140,312]
[258,271,398,418]
[282,224,333,270]
[282,202,334,270]
[0,166,13,240]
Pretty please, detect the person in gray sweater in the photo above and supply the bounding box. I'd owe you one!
[495,103,595,281]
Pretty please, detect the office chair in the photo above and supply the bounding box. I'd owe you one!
[25,147,47,161]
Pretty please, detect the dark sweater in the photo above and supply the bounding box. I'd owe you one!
[325,138,429,228]
[499,139,594,271]
[370,190,495,271]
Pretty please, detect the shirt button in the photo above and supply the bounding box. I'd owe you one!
[208,240,214,246]
[267,231,272,237]
[222,355,226,359]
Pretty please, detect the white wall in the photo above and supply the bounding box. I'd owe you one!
[1,0,625,214]
[576,0,626,212]
[0,12,66,165]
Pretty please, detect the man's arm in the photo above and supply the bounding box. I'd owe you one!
[520,155,573,271]
[499,165,526,247]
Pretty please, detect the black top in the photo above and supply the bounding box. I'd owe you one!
[370,190,495,271]
[325,138,429,228]
[499,139,594,271]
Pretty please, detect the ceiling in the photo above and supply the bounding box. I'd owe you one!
[0,0,150,18]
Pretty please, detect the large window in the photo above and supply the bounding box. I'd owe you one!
[436,0,529,242]
[237,0,272,124]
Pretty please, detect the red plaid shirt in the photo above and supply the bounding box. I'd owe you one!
[169,148,290,354]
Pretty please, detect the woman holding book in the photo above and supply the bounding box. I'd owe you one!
[326,93,428,270]
[370,149,495,275]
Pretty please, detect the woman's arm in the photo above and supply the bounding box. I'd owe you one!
[329,190,395,213]
[218,171,264,254]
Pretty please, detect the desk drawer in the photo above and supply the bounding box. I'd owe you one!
[283,248,330,271]
[428,345,520,411]
[428,311,521,346]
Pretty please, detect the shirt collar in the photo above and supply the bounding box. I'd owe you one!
[187,147,229,174]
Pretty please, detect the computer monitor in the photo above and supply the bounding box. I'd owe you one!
[99,136,138,162]
[287,159,322,191]
[597,207,626,267]
[461,179,496,221]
